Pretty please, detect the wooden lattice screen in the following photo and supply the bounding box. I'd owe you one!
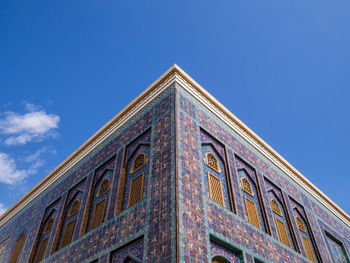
[244,197,261,230]
[128,173,144,207]
[208,172,224,207]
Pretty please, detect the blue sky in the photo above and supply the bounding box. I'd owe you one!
[0,0,349,216]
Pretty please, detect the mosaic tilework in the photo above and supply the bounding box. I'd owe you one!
[207,202,309,263]
[45,202,146,262]
[179,111,209,262]
[176,85,350,263]
[111,238,143,262]
[0,86,175,262]
[325,233,349,263]
[311,200,350,240]
[146,111,174,262]
[210,240,240,263]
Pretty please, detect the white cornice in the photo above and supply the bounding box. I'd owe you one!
[1,65,349,230]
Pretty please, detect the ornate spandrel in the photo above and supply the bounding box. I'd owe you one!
[241,177,254,197]
[131,153,147,174]
[205,152,221,173]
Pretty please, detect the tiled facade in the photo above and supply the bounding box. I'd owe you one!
[0,66,349,263]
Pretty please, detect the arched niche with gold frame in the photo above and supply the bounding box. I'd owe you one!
[270,198,282,217]
[97,178,110,198]
[131,152,147,174]
[295,215,307,233]
[240,177,254,197]
[205,152,221,173]
[68,199,81,218]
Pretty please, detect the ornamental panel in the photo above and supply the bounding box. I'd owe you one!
[131,153,147,174]
[68,199,81,218]
[91,198,107,230]
[205,152,221,173]
[97,178,110,198]
[275,217,291,248]
[9,234,25,263]
[301,236,316,263]
[208,172,224,207]
[241,177,254,197]
[270,198,282,217]
[128,173,144,207]
[295,216,306,233]
[44,218,54,235]
[61,219,76,249]
[244,197,261,229]
[36,237,49,263]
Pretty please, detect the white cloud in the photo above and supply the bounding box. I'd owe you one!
[0,147,51,186]
[0,105,60,146]
[0,153,31,185]
[0,203,7,215]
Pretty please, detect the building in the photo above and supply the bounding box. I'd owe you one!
[0,65,349,263]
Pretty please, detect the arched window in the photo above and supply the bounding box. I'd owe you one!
[85,165,114,233]
[121,144,150,211]
[9,233,26,263]
[269,197,291,248]
[237,165,266,232]
[33,215,55,262]
[201,142,232,211]
[294,212,317,263]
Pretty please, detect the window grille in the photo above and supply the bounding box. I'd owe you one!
[9,233,25,263]
[131,153,146,173]
[61,219,76,249]
[205,152,221,173]
[35,237,49,263]
[208,172,225,207]
[128,173,144,207]
[275,218,291,248]
[91,198,107,230]
[244,197,261,229]
[301,236,316,263]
